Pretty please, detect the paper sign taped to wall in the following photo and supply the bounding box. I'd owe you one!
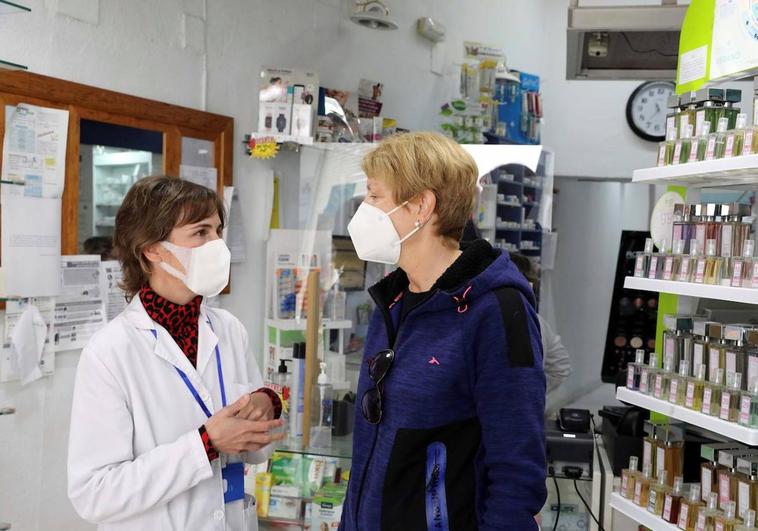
[53,255,106,352]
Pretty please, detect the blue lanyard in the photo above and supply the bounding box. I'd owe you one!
[149,316,227,418]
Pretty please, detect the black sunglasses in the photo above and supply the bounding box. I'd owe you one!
[361,349,395,424]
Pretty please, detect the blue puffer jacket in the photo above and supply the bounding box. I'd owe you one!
[340,239,547,531]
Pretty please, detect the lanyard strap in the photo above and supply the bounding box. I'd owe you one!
[149,316,227,418]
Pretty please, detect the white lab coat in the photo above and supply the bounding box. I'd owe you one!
[68,295,271,531]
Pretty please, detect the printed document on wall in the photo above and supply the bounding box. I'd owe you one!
[180,164,218,191]
[54,255,106,352]
[0,183,62,297]
[2,103,69,198]
[1,297,55,384]
[101,260,127,322]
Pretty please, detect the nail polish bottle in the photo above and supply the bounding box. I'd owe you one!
[621,455,640,499]
[736,457,758,520]
[627,348,646,391]
[714,500,740,531]
[736,509,757,531]
[664,475,685,524]
[679,484,704,531]
[731,240,755,288]
[695,493,721,531]
[649,469,670,516]
[664,239,685,281]
[720,372,743,422]
[634,463,653,507]
[640,351,660,396]
[634,237,655,278]
[702,368,725,417]
[686,364,707,411]
[741,377,758,428]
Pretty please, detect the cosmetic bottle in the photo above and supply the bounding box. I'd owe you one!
[676,124,695,164]
[736,457,758,520]
[640,351,660,396]
[693,318,711,378]
[714,117,731,159]
[740,377,758,428]
[664,476,685,524]
[627,348,646,391]
[667,94,682,140]
[719,448,752,509]
[660,128,677,166]
[289,342,306,446]
[723,89,742,129]
[671,360,690,406]
[665,239,685,281]
[657,425,684,487]
[634,463,653,507]
[695,493,721,531]
[706,204,724,255]
[703,368,725,416]
[710,324,728,380]
[725,326,748,388]
[736,509,758,531]
[714,501,740,531]
[698,121,713,161]
[745,115,757,156]
[673,204,696,253]
[702,444,736,505]
[732,240,755,288]
[679,239,700,283]
[695,205,707,253]
[723,204,752,268]
[642,419,663,479]
[648,240,666,280]
[649,470,670,516]
[269,359,291,435]
[720,372,743,422]
[621,455,640,499]
[664,315,694,372]
[656,356,675,400]
[679,484,704,531]
[705,239,726,285]
[635,237,655,278]
[730,113,749,157]
[309,362,333,449]
[696,88,725,137]
[695,241,709,284]
[686,364,707,411]
[747,330,758,397]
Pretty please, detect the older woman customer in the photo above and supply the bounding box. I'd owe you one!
[340,133,547,531]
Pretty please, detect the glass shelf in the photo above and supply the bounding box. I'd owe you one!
[275,435,353,460]
[0,58,27,71]
[0,0,30,14]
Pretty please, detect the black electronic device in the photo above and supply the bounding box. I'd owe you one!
[546,421,594,480]
[558,408,591,434]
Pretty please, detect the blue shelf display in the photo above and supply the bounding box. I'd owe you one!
[491,71,542,145]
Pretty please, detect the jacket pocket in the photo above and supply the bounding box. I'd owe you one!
[425,442,450,531]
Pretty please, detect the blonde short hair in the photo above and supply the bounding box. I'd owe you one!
[362,132,478,241]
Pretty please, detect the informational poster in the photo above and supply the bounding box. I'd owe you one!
[53,255,106,352]
[709,0,758,81]
[0,297,55,384]
[101,260,127,322]
[224,186,247,264]
[180,164,218,191]
[2,104,69,198]
[0,183,62,297]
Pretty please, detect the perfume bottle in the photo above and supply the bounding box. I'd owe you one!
[664,476,685,524]
[679,484,704,531]
[747,331,758,396]
[640,351,660,396]
[714,500,740,531]
[731,113,749,157]
[725,326,748,388]
[649,470,670,516]
[740,378,758,428]
[745,114,758,156]
[731,240,755,288]
[671,360,690,405]
[643,419,665,480]
[694,241,710,284]
[696,88,725,137]
[723,89,742,129]
[720,372,743,422]
[664,239,685,281]
[675,124,695,164]
[627,348,646,391]
[695,493,721,531]
[664,315,694,371]
[702,444,734,504]
[648,240,666,280]
[736,457,758,520]
[656,356,675,400]
[660,128,677,166]
[702,368,725,416]
[621,455,640,499]
[657,426,685,488]
[667,94,682,140]
[634,463,653,507]
[679,238,701,283]
[686,364,707,411]
[673,204,696,252]
[710,324,728,381]
[698,121,713,161]
[722,204,753,268]
[737,509,758,531]
[693,318,711,378]
[705,239,726,285]
[719,449,747,510]
[634,237,655,278]
[714,117,731,159]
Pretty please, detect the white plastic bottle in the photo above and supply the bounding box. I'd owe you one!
[309,362,333,449]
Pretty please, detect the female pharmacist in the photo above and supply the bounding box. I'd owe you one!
[68,176,284,530]
[340,132,547,530]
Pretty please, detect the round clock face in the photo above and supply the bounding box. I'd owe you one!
[626,81,676,142]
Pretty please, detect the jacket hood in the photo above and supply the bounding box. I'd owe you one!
[368,239,536,316]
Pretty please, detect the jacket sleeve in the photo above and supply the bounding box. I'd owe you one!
[471,292,547,531]
[67,348,214,524]
[539,315,572,394]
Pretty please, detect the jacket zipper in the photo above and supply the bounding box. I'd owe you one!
[354,288,438,529]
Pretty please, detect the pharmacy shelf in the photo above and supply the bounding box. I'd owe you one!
[616,387,758,445]
[632,155,758,188]
[609,493,679,531]
[624,277,758,305]
[265,318,352,331]
[247,131,314,145]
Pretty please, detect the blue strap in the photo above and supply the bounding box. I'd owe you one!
[149,317,227,417]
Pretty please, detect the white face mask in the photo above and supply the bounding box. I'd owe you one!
[159,239,231,297]
[347,201,422,265]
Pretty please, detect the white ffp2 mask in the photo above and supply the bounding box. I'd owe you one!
[159,239,231,297]
[347,202,422,265]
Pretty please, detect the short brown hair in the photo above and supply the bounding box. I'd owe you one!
[362,132,478,241]
[113,176,226,299]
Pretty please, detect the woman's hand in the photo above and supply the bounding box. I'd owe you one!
[236,391,276,421]
[205,394,284,454]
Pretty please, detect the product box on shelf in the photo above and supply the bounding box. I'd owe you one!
[258,67,319,140]
[311,483,347,530]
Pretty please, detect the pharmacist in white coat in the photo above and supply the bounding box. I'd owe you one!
[68,176,284,531]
